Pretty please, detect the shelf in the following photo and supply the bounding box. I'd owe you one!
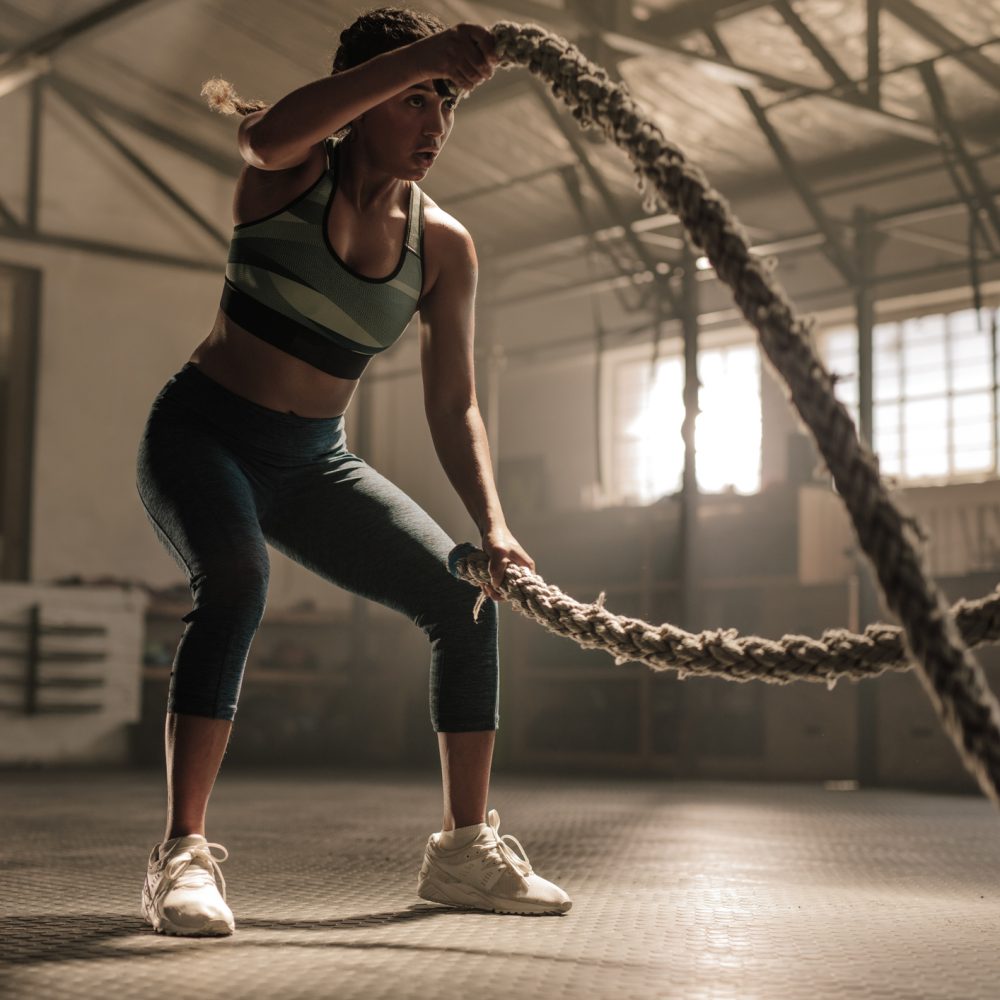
[516,665,645,680]
[146,601,352,626]
[142,666,349,685]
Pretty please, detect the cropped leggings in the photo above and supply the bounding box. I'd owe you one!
[135,362,498,729]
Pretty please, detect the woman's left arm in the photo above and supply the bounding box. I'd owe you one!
[417,222,535,601]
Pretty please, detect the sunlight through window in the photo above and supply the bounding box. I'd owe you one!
[613,340,761,503]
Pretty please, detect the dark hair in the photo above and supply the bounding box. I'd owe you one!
[201,5,447,141]
[332,5,446,73]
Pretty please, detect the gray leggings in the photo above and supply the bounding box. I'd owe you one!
[135,362,498,729]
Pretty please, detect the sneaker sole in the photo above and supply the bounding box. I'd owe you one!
[152,918,234,937]
[141,905,235,936]
[141,886,235,936]
[417,876,571,915]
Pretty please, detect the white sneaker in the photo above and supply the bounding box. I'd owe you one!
[417,809,572,915]
[140,833,235,936]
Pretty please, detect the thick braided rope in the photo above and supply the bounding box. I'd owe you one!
[483,21,1000,806]
[451,544,1000,687]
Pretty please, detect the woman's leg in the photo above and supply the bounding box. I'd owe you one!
[439,730,495,830]
[164,714,233,840]
[137,402,273,842]
[261,449,499,824]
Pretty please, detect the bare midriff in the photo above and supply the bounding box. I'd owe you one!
[188,307,360,418]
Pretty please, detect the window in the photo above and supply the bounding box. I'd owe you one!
[821,306,1000,483]
[608,337,761,503]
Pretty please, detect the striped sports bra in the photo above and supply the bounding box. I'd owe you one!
[219,137,424,380]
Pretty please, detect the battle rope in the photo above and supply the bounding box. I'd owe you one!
[449,543,1000,688]
[449,21,1000,806]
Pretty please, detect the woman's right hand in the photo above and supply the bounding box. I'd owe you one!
[405,23,499,92]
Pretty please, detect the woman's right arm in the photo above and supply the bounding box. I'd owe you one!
[240,24,496,171]
[239,47,425,171]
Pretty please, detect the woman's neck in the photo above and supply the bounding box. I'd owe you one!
[335,138,408,214]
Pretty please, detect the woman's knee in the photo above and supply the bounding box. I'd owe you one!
[188,549,270,614]
[418,576,498,643]
[164,551,270,720]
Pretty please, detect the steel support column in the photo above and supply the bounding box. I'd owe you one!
[854,208,876,449]
[25,76,42,231]
[853,206,880,789]
[867,0,882,108]
[679,241,700,631]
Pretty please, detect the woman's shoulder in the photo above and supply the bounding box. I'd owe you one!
[416,195,480,308]
[421,194,477,264]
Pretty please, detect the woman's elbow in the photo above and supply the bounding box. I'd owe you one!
[236,110,271,169]
[238,111,313,171]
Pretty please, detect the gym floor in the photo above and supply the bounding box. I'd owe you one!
[2,769,997,1000]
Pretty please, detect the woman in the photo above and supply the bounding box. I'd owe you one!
[136,7,571,937]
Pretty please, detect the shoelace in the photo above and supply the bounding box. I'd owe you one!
[483,809,533,877]
[151,841,229,910]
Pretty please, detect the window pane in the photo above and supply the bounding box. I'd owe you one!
[903,397,948,478]
[612,338,762,502]
[903,318,946,397]
[952,391,991,427]
[879,452,902,476]
[953,448,993,473]
[949,310,991,391]
[825,309,1000,483]
[874,370,901,402]
[696,344,761,494]
[874,406,900,467]
[625,357,685,501]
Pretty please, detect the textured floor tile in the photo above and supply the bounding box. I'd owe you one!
[1,769,998,999]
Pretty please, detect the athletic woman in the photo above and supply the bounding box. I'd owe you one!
[136,7,571,936]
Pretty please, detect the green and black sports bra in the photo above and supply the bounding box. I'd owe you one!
[219,137,424,380]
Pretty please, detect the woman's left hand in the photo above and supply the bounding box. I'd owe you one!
[480,525,535,602]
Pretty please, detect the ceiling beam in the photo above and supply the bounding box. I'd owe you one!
[0,225,218,271]
[773,0,855,92]
[639,0,773,38]
[0,195,21,229]
[0,0,173,98]
[597,23,939,145]
[51,77,229,249]
[528,72,679,312]
[883,0,1000,93]
[0,14,240,177]
[559,162,649,315]
[919,60,1000,249]
[705,26,857,286]
[53,73,240,175]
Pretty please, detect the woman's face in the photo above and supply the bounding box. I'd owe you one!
[357,80,458,177]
